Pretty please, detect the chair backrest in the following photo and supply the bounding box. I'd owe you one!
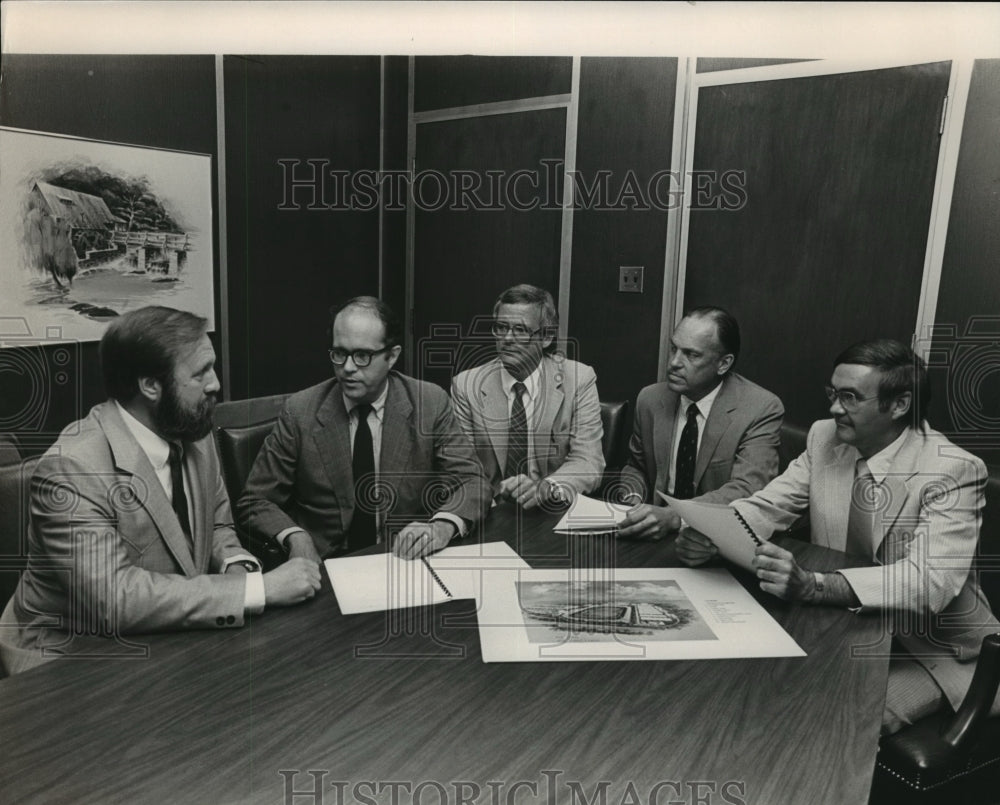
[214,393,289,431]
[216,420,279,510]
[0,433,21,467]
[978,473,1000,613]
[778,422,809,473]
[599,400,629,469]
[0,455,42,610]
[213,394,289,507]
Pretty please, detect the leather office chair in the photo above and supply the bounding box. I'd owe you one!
[0,433,21,467]
[0,455,42,612]
[214,395,289,569]
[599,400,629,469]
[869,474,1000,804]
[777,422,808,473]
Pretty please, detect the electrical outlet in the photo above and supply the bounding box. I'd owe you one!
[619,266,644,293]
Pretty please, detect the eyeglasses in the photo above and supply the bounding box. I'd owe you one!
[491,321,544,341]
[329,347,393,367]
[824,385,878,411]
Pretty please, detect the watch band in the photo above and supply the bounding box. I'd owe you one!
[232,560,261,573]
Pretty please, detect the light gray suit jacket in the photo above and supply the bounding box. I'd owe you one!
[450,355,605,496]
[621,372,784,504]
[735,419,999,709]
[0,402,248,675]
[238,372,490,558]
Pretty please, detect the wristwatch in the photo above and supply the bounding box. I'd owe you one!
[231,560,261,573]
[812,572,825,601]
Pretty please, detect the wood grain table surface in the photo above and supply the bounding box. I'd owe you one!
[0,505,890,805]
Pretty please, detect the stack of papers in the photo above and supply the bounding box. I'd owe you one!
[553,494,631,534]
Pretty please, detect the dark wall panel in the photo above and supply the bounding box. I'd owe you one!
[381,56,409,320]
[569,57,677,408]
[684,63,950,428]
[0,54,217,452]
[415,56,572,112]
[929,59,1000,468]
[224,56,381,399]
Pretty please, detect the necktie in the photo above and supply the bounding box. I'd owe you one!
[505,382,528,478]
[673,403,699,500]
[348,404,377,552]
[845,458,875,558]
[168,442,193,549]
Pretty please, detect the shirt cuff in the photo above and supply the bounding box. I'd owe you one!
[275,526,306,548]
[243,570,266,614]
[430,512,466,540]
[221,554,262,573]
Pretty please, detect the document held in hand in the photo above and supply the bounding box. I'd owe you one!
[657,493,762,571]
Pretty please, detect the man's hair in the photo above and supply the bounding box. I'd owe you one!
[330,296,402,349]
[100,306,209,402]
[683,306,741,365]
[834,338,929,424]
[492,283,558,354]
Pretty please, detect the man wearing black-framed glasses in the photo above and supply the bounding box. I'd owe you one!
[451,284,605,508]
[239,296,489,562]
[678,338,999,734]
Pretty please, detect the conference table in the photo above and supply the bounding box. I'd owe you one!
[0,505,890,805]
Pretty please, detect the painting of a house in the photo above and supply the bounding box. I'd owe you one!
[0,127,214,342]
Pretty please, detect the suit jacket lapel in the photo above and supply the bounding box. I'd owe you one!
[185,437,213,572]
[652,392,679,493]
[534,356,564,457]
[694,376,734,487]
[381,374,414,476]
[99,403,198,576]
[480,361,509,471]
[876,428,922,559]
[314,384,356,515]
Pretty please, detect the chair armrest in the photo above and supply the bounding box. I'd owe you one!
[940,632,1000,750]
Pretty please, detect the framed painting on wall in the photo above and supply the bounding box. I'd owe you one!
[0,126,215,345]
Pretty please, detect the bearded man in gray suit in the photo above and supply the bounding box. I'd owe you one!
[0,307,320,675]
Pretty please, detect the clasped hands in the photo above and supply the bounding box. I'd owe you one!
[498,473,571,510]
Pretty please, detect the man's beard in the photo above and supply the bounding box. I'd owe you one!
[153,379,217,441]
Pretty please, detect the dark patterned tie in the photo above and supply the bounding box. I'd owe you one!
[673,403,699,499]
[168,442,193,549]
[348,404,377,552]
[505,381,528,478]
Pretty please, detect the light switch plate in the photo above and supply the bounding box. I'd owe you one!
[619,266,644,293]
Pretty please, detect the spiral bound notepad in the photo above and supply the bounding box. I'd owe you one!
[733,509,763,547]
[656,493,762,571]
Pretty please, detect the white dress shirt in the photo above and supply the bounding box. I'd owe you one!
[115,402,265,612]
[666,381,723,495]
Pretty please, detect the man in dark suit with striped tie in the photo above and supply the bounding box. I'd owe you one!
[239,297,490,563]
[617,307,784,540]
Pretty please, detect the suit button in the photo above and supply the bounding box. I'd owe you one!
[216,617,225,626]
[226,615,236,625]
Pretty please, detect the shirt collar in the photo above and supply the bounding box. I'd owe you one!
[499,362,541,400]
[342,380,389,420]
[115,400,172,471]
[681,379,723,422]
[862,427,909,484]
